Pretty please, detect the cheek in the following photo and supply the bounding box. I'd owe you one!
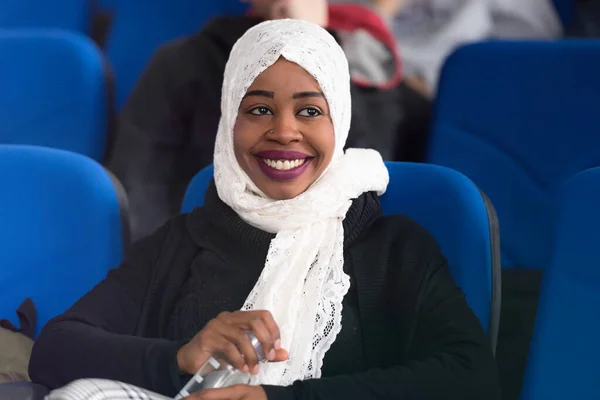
[232,121,251,165]
[325,131,335,159]
[316,122,336,163]
[233,117,262,150]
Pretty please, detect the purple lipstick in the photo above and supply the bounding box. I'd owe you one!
[255,150,313,181]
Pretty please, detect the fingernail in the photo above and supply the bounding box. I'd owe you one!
[274,339,281,350]
[252,365,260,375]
[268,349,275,360]
[242,365,250,374]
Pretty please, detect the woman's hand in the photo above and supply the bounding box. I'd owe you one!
[177,310,288,376]
[243,0,328,27]
[185,385,267,400]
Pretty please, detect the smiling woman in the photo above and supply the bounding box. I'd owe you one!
[33,18,500,400]
[107,1,407,243]
[234,59,335,200]
[206,20,389,389]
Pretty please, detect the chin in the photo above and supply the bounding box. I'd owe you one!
[264,189,301,201]
[262,184,308,201]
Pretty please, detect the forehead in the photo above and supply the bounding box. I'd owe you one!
[248,59,322,93]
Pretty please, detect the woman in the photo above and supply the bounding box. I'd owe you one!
[106,0,406,242]
[32,19,501,400]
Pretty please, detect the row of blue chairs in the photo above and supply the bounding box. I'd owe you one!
[1,144,598,398]
[1,0,250,108]
[0,30,600,270]
[2,1,598,276]
[0,0,579,108]
[2,29,600,273]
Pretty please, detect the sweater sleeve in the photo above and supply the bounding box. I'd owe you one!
[29,221,184,397]
[263,233,501,399]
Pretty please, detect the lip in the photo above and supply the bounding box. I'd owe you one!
[256,157,312,182]
[254,150,312,160]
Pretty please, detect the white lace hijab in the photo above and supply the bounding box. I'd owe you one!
[214,19,389,386]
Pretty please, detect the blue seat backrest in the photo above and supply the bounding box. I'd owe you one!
[0,145,127,337]
[182,162,500,350]
[100,0,249,108]
[0,29,110,161]
[427,40,600,270]
[381,162,499,342]
[520,166,600,399]
[0,0,92,33]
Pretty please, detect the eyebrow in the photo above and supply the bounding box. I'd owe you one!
[244,90,274,99]
[292,91,325,99]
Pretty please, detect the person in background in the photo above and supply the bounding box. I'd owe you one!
[382,0,563,98]
[330,0,564,190]
[31,19,501,400]
[106,0,405,242]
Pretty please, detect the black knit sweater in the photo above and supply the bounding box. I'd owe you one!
[29,183,501,399]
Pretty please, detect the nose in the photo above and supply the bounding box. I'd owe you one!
[266,111,302,145]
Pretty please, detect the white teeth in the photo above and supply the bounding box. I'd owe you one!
[262,158,306,171]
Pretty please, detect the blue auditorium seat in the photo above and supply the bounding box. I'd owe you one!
[182,162,501,351]
[427,40,600,271]
[520,166,600,399]
[0,29,112,161]
[99,0,249,108]
[0,0,92,33]
[0,145,129,337]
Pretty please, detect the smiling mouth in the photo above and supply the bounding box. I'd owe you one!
[255,155,313,182]
[260,158,307,171]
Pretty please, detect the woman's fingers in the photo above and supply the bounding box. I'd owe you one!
[220,339,250,373]
[273,348,289,362]
[181,310,286,376]
[223,310,282,350]
[215,311,284,370]
[221,310,283,370]
[222,328,259,372]
[206,319,249,371]
[253,310,281,348]
[248,318,276,361]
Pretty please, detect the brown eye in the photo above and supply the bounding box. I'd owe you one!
[298,107,322,117]
[249,106,273,115]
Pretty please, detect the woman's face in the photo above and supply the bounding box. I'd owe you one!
[233,59,335,200]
